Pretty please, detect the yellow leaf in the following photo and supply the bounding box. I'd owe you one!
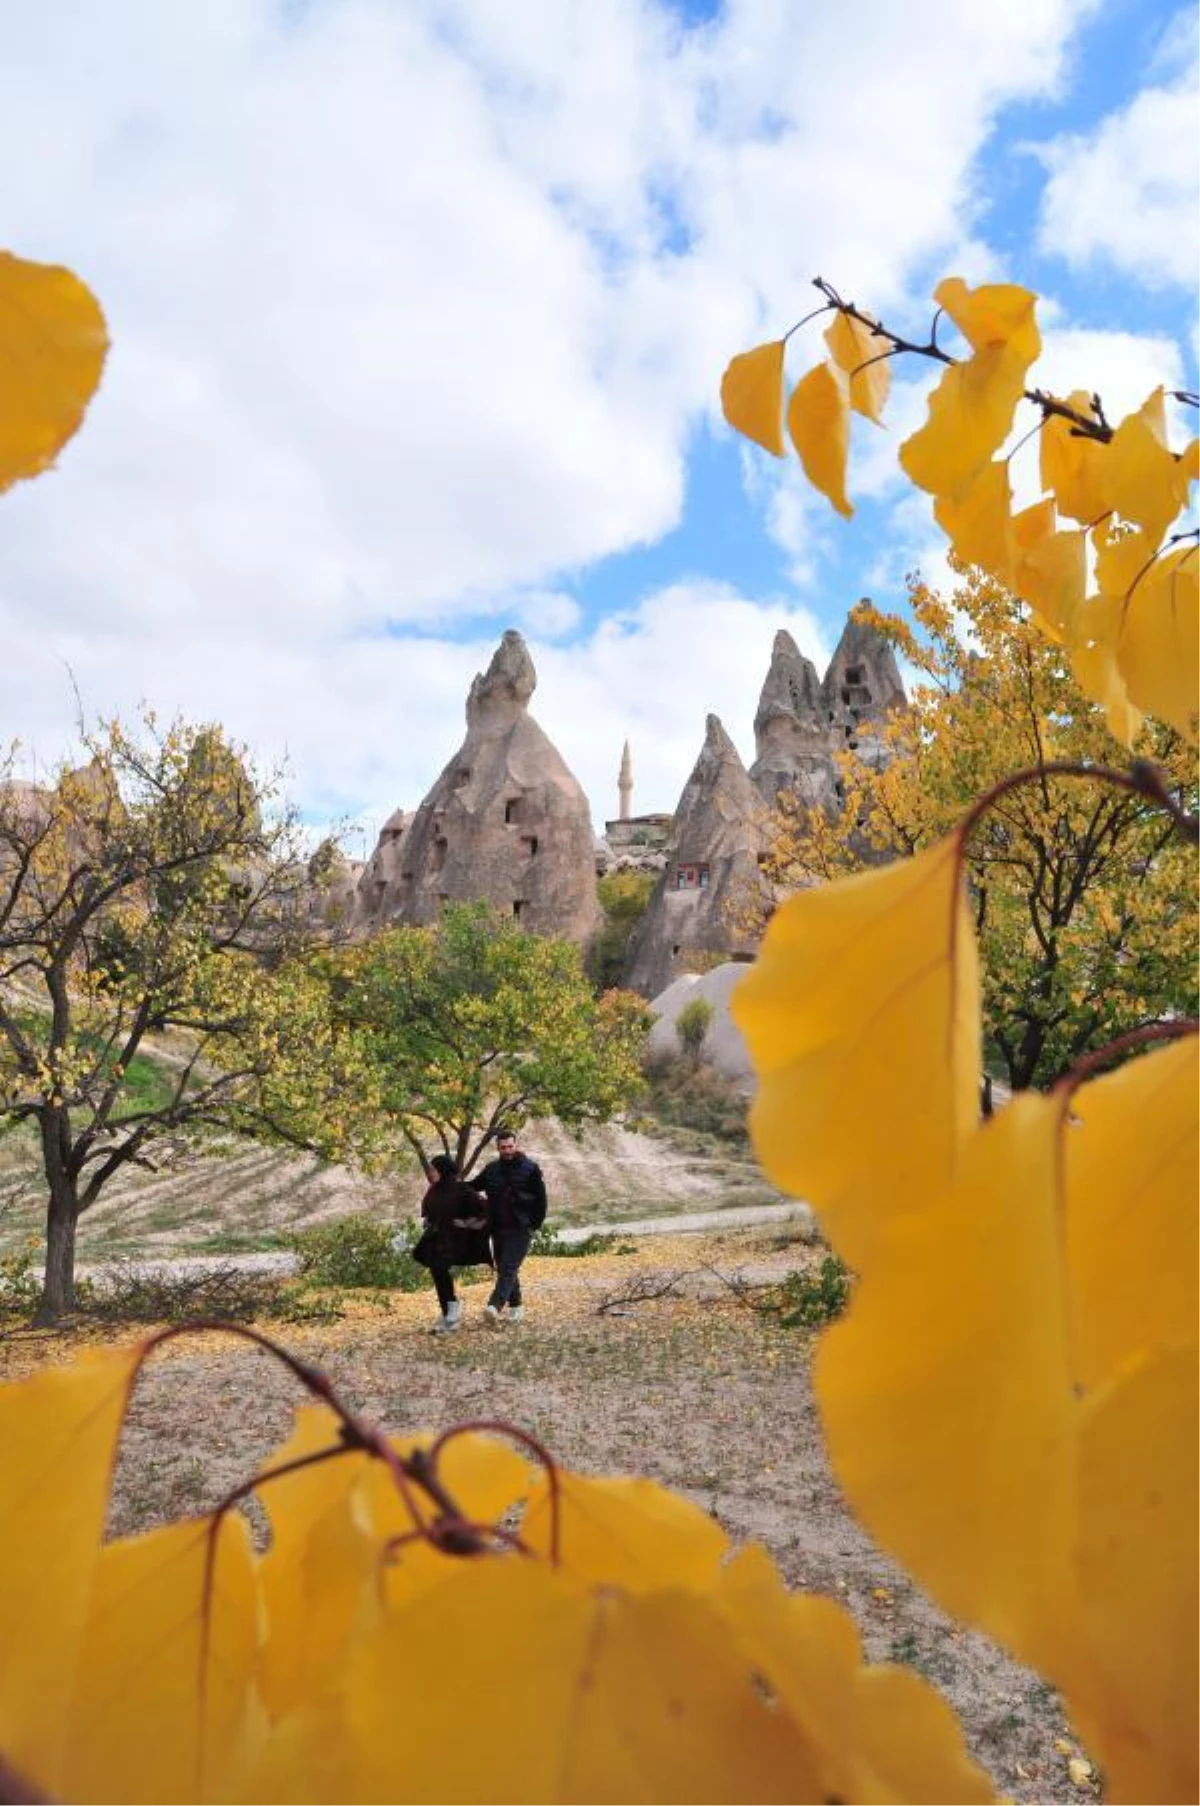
[522,1469,729,1592]
[933,461,1014,586]
[900,349,1025,497]
[787,360,853,517]
[815,1094,1080,1681]
[900,281,1040,496]
[935,277,1041,368]
[720,339,787,457]
[1014,525,1087,644]
[824,310,891,425]
[1103,389,1192,543]
[253,1559,818,1804]
[1092,520,1154,600]
[256,1407,384,1719]
[0,248,109,492]
[1073,1348,1198,1806]
[1068,595,1143,746]
[733,834,980,1268]
[1068,1756,1093,1786]
[712,1546,995,1804]
[0,1344,141,1788]
[1040,394,1111,524]
[61,1514,263,1805]
[1117,546,1199,739]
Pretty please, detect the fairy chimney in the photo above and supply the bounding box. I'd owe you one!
[356,631,600,941]
[624,715,765,998]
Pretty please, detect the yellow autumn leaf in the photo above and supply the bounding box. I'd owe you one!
[720,339,787,456]
[1073,1347,1197,1806]
[816,1093,1080,1681]
[900,280,1040,497]
[787,360,853,517]
[824,310,892,425]
[0,248,109,493]
[712,1545,994,1804]
[899,348,1026,497]
[256,1407,384,1719]
[1117,545,1199,739]
[61,1514,263,1806]
[1040,393,1111,524]
[248,1558,815,1805]
[733,833,981,1268]
[934,277,1041,367]
[933,461,1014,587]
[1092,519,1155,600]
[1064,1035,1198,1393]
[1068,594,1143,746]
[0,1343,141,1787]
[1102,389,1193,544]
[522,1469,729,1592]
[1013,525,1087,644]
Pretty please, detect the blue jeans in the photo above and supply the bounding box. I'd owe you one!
[488,1225,531,1309]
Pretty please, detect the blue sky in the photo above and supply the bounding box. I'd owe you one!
[0,0,1195,844]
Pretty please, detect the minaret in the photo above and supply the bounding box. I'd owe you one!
[618,738,633,822]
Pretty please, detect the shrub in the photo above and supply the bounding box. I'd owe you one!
[287,1214,426,1291]
[766,1254,852,1328]
[675,996,714,1061]
[0,1243,40,1318]
[641,1055,750,1149]
[529,1226,635,1258]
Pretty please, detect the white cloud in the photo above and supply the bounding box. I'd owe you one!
[1035,16,1199,287]
[0,0,1123,834]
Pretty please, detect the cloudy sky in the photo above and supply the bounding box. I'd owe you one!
[1,0,1196,851]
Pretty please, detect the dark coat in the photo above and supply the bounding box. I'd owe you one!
[415,1176,492,1268]
[476,1152,547,1231]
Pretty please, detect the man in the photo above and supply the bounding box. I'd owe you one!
[476,1127,547,1327]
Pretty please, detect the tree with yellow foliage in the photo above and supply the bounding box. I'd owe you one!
[755,565,1197,1093]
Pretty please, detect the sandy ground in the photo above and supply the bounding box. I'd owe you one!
[2,1229,1099,1804]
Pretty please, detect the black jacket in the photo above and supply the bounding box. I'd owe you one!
[477,1152,547,1231]
[417,1176,492,1268]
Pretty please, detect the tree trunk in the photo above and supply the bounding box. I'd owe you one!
[35,1109,80,1325]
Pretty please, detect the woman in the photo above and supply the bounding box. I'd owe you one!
[414,1153,492,1333]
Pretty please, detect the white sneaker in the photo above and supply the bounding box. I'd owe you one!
[484,1304,504,1329]
[507,1306,525,1324]
[431,1302,463,1334]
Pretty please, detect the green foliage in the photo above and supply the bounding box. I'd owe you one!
[0,1243,39,1317]
[589,870,656,990]
[766,1254,852,1328]
[528,1225,635,1258]
[286,1213,426,1292]
[675,996,714,1061]
[326,903,651,1173]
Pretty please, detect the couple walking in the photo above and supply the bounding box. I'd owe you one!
[416,1127,546,1333]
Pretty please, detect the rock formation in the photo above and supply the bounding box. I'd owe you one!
[353,631,600,942]
[749,610,905,810]
[624,715,765,999]
[749,629,835,810]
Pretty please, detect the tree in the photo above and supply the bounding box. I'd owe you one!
[754,568,1197,1093]
[0,716,355,1321]
[329,901,650,1175]
[587,869,656,990]
[674,995,713,1063]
